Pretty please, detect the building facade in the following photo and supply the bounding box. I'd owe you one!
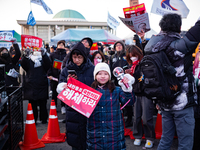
[17,9,113,44]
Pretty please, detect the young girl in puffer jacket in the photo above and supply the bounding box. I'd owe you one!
[87,62,135,150]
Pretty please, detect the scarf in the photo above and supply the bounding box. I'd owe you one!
[131,60,139,74]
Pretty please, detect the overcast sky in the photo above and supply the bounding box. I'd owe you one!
[0,0,200,39]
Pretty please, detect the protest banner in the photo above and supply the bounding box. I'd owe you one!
[129,0,138,7]
[193,52,200,79]
[21,35,42,48]
[0,31,14,42]
[119,13,150,33]
[57,77,102,118]
[123,3,146,18]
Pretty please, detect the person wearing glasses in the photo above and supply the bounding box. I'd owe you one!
[57,41,94,150]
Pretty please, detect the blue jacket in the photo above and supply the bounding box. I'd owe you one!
[59,42,94,150]
[87,86,135,150]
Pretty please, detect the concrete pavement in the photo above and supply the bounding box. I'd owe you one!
[22,99,178,150]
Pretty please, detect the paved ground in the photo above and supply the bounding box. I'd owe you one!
[21,99,178,150]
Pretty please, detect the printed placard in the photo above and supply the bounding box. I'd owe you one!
[21,35,42,48]
[123,3,146,18]
[57,77,102,118]
[0,31,13,41]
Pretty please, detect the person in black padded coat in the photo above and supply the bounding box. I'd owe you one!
[48,40,67,114]
[0,38,21,87]
[57,42,94,150]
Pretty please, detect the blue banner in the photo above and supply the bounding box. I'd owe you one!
[27,11,36,26]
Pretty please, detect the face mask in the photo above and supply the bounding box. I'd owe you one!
[94,58,102,66]
[130,56,138,62]
[1,53,9,58]
[97,58,102,63]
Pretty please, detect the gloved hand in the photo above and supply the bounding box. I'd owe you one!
[133,34,140,41]
[24,48,31,58]
[40,47,46,56]
[118,74,135,93]
[10,38,17,44]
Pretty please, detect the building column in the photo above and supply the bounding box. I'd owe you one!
[34,25,37,36]
[21,26,24,35]
[48,25,51,43]
[62,25,64,32]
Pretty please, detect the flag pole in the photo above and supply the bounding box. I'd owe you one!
[107,11,109,44]
[30,0,32,11]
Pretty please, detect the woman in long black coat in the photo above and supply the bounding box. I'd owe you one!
[21,48,51,124]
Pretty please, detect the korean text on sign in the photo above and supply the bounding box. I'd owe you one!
[57,77,102,118]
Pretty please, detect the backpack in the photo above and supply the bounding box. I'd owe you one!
[139,35,184,105]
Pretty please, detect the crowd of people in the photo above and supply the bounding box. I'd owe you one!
[1,13,200,150]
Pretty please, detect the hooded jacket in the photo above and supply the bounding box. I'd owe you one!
[144,20,200,111]
[59,42,94,150]
[0,44,21,86]
[109,41,128,86]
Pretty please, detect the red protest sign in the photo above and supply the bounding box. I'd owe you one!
[193,52,200,79]
[21,35,42,48]
[123,3,146,18]
[57,77,102,118]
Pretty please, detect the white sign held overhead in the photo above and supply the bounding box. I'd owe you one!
[151,0,189,18]
[107,12,119,30]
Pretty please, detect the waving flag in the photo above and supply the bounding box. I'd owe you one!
[151,0,189,18]
[27,11,36,26]
[107,12,120,30]
[31,0,53,14]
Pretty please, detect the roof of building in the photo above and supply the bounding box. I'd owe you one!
[53,9,86,21]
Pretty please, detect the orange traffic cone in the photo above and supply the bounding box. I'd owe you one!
[19,103,45,150]
[155,111,162,139]
[41,100,65,143]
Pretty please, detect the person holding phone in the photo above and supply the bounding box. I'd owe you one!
[57,41,94,150]
[48,40,66,114]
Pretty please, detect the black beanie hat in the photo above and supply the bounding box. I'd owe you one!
[81,37,93,48]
